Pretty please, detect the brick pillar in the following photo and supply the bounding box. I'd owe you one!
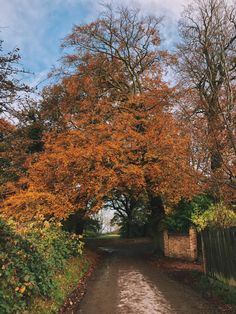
[189,227,197,261]
[163,230,169,257]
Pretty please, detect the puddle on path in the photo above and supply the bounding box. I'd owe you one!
[117,269,175,314]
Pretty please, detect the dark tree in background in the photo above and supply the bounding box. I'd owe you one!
[0,39,44,200]
[0,40,29,115]
[177,0,236,199]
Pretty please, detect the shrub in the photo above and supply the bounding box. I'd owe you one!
[27,219,84,270]
[0,218,84,313]
[192,202,236,231]
[164,195,213,233]
[0,218,53,313]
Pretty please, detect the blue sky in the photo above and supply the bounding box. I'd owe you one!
[0,0,190,88]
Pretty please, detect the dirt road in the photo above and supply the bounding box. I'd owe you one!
[77,238,217,314]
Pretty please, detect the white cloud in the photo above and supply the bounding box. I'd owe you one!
[117,0,189,16]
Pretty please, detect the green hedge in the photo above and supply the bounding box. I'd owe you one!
[0,218,84,314]
[164,195,214,233]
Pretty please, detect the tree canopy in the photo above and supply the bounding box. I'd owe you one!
[0,1,235,228]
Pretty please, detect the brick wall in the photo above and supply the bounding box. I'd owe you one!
[163,228,197,261]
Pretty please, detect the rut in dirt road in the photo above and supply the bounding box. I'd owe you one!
[77,239,217,314]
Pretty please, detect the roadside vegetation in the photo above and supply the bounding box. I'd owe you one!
[0,218,86,313]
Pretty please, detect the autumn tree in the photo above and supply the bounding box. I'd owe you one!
[40,5,170,131]
[177,0,236,199]
[0,109,45,203]
[62,4,166,97]
[1,90,199,225]
[1,5,199,234]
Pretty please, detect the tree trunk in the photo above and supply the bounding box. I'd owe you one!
[207,105,222,172]
[148,194,165,253]
[207,104,223,199]
[126,213,133,238]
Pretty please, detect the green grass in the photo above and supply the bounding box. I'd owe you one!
[200,275,236,305]
[96,232,120,239]
[27,256,90,314]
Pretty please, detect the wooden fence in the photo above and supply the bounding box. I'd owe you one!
[201,228,236,286]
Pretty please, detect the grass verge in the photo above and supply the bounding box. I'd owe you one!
[199,275,236,306]
[27,253,94,314]
[96,232,120,239]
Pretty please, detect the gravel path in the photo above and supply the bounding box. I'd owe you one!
[77,239,218,314]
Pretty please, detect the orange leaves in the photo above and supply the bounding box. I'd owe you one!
[118,165,146,191]
[1,190,73,222]
[0,83,200,221]
[27,88,198,214]
[0,118,15,133]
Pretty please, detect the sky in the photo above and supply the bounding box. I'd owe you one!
[0,0,190,88]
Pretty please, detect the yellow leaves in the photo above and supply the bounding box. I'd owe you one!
[25,282,32,287]
[19,286,26,294]
[15,285,26,294]
[43,221,50,229]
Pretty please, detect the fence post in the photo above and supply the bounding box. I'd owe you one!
[189,227,197,261]
[201,231,207,273]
